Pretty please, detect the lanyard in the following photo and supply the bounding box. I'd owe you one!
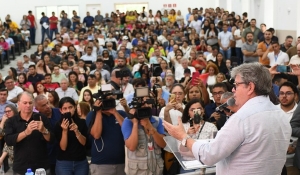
[196,122,206,139]
[274,52,280,62]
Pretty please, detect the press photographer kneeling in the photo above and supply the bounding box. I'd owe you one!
[121,87,166,175]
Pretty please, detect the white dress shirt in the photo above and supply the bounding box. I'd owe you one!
[267,50,289,66]
[192,96,291,175]
[175,66,196,81]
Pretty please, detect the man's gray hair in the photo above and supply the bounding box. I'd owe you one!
[231,63,272,96]
[18,91,34,102]
[221,92,234,101]
[60,78,69,83]
[180,58,189,63]
[34,94,47,104]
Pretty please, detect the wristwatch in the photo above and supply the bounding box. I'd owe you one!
[42,129,49,135]
[181,135,191,147]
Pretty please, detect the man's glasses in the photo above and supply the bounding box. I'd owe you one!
[279,92,294,97]
[233,82,248,90]
[212,91,224,96]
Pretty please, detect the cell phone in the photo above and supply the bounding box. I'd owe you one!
[62,112,72,124]
[189,118,194,127]
[32,113,41,121]
[169,94,175,102]
[191,72,200,86]
[276,65,291,73]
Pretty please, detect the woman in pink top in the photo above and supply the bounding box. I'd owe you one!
[16,73,35,93]
[0,36,9,59]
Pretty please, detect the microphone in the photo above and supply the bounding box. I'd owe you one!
[215,97,236,112]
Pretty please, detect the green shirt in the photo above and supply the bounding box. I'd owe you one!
[242,27,261,42]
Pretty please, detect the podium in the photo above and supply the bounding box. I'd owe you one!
[163,136,216,175]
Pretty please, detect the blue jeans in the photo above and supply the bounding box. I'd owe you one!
[29,27,36,44]
[235,47,243,65]
[220,48,232,60]
[49,28,58,40]
[41,27,50,43]
[55,159,89,175]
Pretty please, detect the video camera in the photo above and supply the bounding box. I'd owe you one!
[93,84,123,110]
[128,87,155,120]
[116,69,131,78]
[151,64,162,77]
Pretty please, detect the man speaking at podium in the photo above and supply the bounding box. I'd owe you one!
[164,63,291,175]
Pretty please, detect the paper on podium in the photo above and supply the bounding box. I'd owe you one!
[182,160,203,169]
[163,136,215,170]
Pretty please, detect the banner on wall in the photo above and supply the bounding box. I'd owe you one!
[162,3,177,11]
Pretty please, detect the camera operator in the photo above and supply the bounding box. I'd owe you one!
[122,96,166,175]
[86,99,127,175]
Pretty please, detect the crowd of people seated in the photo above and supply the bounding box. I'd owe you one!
[0,5,300,175]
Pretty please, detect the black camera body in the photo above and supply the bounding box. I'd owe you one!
[93,84,122,110]
[128,87,154,120]
[116,70,131,78]
[151,64,162,77]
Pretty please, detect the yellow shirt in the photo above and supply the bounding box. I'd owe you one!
[9,21,19,31]
[126,15,136,23]
[168,15,176,23]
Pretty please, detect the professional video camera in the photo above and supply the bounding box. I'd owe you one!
[93,84,122,110]
[128,87,155,120]
[151,64,162,77]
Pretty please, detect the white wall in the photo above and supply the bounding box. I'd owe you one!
[1,0,299,43]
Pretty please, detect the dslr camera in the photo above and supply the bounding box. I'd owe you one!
[93,84,122,110]
[128,87,155,120]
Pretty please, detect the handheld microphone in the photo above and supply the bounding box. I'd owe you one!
[215,97,236,112]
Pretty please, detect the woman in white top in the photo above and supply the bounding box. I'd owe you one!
[171,49,184,70]
[148,14,155,25]
[176,10,184,24]
[155,10,162,24]
[33,82,49,99]
[178,99,218,173]
[205,63,219,100]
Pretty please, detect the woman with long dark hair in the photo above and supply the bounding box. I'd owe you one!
[16,73,34,93]
[36,59,51,75]
[8,67,17,81]
[54,97,89,175]
[205,23,219,47]
[48,91,59,108]
[81,89,94,108]
[68,71,84,94]
[178,99,217,173]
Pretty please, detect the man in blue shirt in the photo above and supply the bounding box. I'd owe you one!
[72,10,80,31]
[0,89,14,119]
[27,65,44,87]
[34,95,61,175]
[40,12,50,43]
[86,100,127,175]
[83,12,94,28]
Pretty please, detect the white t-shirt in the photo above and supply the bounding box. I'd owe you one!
[289,55,300,65]
[189,20,202,34]
[267,51,289,66]
[123,83,134,97]
[218,31,233,49]
[206,53,216,62]
[175,66,196,81]
[234,29,243,48]
[8,87,24,101]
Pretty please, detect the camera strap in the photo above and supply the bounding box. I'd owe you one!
[196,122,206,139]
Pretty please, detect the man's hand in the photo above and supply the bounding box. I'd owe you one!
[36,116,46,133]
[26,120,38,135]
[211,112,221,121]
[268,64,280,76]
[120,98,128,107]
[140,118,154,132]
[289,64,300,76]
[102,108,118,116]
[163,117,186,141]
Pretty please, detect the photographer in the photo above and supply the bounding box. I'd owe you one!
[86,99,127,175]
[122,95,166,175]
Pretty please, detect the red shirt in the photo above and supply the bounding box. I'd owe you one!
[49,16,58,29]
[27,15,35,27]
[43,83,60,91]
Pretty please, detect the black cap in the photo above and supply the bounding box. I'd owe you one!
[184,68,191,74]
